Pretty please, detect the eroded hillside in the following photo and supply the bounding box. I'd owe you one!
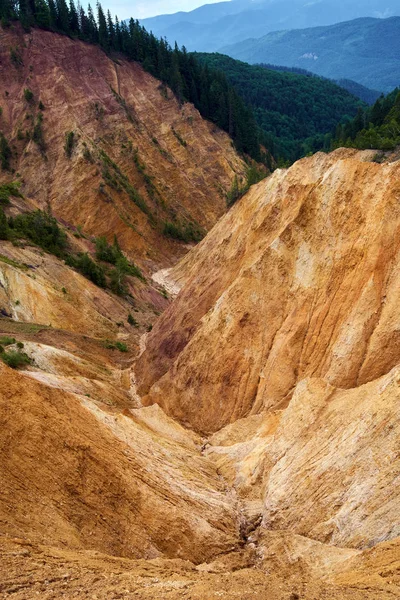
[0,125,399,598]
[0,26,246,268]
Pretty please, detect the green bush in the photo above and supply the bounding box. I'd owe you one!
[0,349,31,369]
[65,253,106,288]
[0,133,11,170]
[11,210,67,257]
[102,339,128,352]
[163,220,204,243]
[0,336,16,346]
[95,235,121,264]
[0,207,9,240]
[32,113,45,154]
[0,182,22,205]
[23,88,34,102]
[127,313,138,327]
[64,131,75,158]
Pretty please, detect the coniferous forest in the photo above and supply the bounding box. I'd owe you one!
[195,53,366,162]
[0,0,264,163]
[333,88,400,151]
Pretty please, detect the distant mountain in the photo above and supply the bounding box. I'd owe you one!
[195,53,365,161]
[221,17,400,92]
[140,0,400,53]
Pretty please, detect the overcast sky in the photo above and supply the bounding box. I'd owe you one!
[101,0,221,20]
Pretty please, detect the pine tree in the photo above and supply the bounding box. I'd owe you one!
[106,9,114,48]
[97,2,108,49]
[47,0,57,30]
[86,4,98,43]
[33,0,49,28]
[69,0,79,34]
[56,0,70,32]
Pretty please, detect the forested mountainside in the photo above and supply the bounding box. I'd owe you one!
[257,65,381,105]
[139,0,400,53]
[333,88,400,151]
[0,0,264,162]
[222,17,400,92]
[195,53,364,162]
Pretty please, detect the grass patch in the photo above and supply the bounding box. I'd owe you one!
[0,182,22,205]
[102,339,128,352]
[163,220,204,243]
[0,253,28,270]
[0,336,16,346]
[0,348,31,369]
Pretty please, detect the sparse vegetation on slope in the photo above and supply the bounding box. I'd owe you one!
[0,1,266,164]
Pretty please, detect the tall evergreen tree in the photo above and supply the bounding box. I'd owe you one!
[97,1,107,49]
[56,0,70,32]
[69,0,79,34]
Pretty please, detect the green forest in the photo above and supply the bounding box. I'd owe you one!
[333,89,400,150]
[195,53,365,162]
[0,0,264,163]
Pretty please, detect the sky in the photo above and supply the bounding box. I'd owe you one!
[100,0,223,20]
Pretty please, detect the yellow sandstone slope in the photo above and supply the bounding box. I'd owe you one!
[0,132,399,597]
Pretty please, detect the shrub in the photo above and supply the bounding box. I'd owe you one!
[0,348,31,369]
[115,341,128,352]
[10,47,23,67]
[0,336,16,346]
[64,131,75,158]
[95,235,120,264]
[0,133,12,170]
[23,88,34,102]
[163,220,204,243]
[11,210,67,256]
[127,313,138,327]
[65,253,106,287]
[102,339,128,352]
[0,207,9,240]
[0,182,22,205]
[32,114,46,154]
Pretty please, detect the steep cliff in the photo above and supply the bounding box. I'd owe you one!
[135,148,400,555]
[137,148,400,430]
[1,111,399,598]
[0,26,246,269]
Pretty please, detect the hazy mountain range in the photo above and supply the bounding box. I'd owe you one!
[221,17,400,92]
[140,0,400,52]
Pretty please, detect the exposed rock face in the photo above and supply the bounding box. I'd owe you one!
[134,148,400,553]
[137,149,400,432]
[0,362,239,563]
[1,142,399,598]
[0,26,245,268]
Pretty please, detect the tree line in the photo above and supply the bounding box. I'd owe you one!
[333,88,400,151]
[0,0,264,162]
[195,53,364,163]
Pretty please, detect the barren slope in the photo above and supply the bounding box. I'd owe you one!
[137,148,400,428]
[0,146,399,598]
[0,26,246,269]
[135,148,400,554]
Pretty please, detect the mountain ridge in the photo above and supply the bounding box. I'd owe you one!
[221,16,400,91]
[140,0,400,52]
